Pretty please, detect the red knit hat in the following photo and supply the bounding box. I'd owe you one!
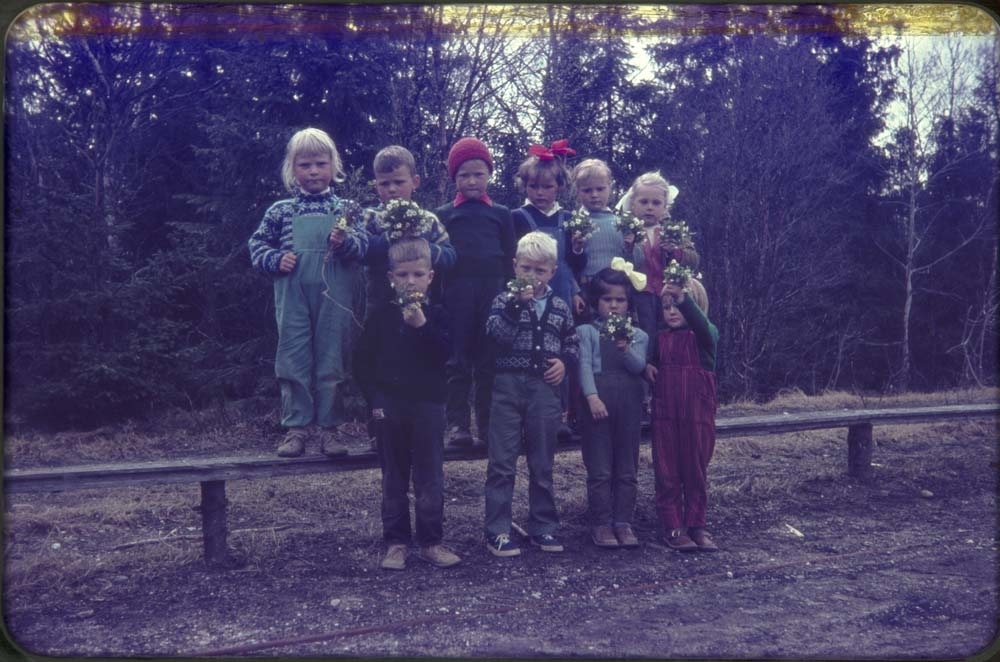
[447,137,494,180]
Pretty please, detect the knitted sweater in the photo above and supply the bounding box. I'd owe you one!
[362,204,457,303]
[576,321,649,396]
[248,189,368,274]
[580,208,643,279]
[486,289,579,375]
[435,199,515,279]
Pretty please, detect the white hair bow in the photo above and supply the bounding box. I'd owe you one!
[610,257,647,292]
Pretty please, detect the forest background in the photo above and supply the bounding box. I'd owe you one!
[4,3,998,430]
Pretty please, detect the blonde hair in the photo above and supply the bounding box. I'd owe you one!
[616,171,679,213]
[281,128,346,193]
[516,231,558,265]
[570,158,613,192]
[661,277,709,316]
[515,155,570,192]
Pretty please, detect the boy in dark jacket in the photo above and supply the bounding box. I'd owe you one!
[353,237,460,571]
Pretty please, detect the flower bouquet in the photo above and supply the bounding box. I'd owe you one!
[659,219,693,247]
[393,288,428,310]
[382,199,433,241]
[565,208,598,241]
[599,312,636,345]
[662,259,700,286]
[506,276,535,298]
[616,211,645,242]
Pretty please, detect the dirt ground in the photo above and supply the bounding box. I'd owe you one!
[3,392,998,659]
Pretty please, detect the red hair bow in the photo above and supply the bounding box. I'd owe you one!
[527,139,577,161]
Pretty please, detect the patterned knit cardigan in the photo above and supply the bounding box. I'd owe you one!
[486,290,580,375]
[248,189,367,275]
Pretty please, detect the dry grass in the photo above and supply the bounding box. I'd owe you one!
[720,386,998,417]
[3,387,995,599]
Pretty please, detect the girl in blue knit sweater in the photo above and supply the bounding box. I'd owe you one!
[570,158,643,289]
[576,266,649,548]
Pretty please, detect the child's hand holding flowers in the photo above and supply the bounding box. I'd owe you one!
[566,207,598,242]
[659,219,692,247]
[616,210,645,245]
[662,259,700,287]
[599,312,636,351]
[659,219,694,262]
[506,276,535,303]
[329,217,348,249]
[393,287,428,328]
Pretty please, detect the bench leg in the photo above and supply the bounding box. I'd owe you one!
[200,480,229,567]
[847,423,873,480]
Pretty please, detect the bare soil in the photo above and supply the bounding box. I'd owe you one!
[3,390,998,659]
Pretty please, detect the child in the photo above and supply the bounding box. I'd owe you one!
[617,171,698,347]
[646,278,719,552]
[435,137,516,447]
[576,266,650,549]
[512,141,587,315]
[570,158,642,288]
[248,127,368,458]
[362,145,456,319]
[352,238,461,570]
[483,231,579,557]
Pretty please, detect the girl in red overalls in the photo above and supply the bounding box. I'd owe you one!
[645,278,719,551]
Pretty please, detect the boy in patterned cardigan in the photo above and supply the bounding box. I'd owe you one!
[483,232,580,557]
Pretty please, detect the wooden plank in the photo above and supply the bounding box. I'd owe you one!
[5,403,996,494]
[714,403,999,437]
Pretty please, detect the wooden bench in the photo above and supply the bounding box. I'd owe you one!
[5,403,996,566]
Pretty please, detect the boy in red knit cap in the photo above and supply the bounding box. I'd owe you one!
[435,137,516,447]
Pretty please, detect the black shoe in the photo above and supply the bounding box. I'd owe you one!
[447,426,474,447]
[529,533,564,552]
[486,533,521,557]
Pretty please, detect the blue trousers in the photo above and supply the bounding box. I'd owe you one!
[484,373,562,537]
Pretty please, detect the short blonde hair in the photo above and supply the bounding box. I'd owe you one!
[516,231,558,265]
[570,158,613,192]
[617,171,679,212]
[281,128,346,193]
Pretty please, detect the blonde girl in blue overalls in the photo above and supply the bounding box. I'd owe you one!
[249,128,368,457]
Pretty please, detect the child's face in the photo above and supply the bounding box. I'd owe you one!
[294,152,334,194]
[526,173,560,213]
[631,184,668,227]
[374,165,420,204]
[513,256,557,294]
[455,159,491,200]
[662,299,687,329]
[576,175,612,212]
[596,284,629,318]
[388,258,434,296]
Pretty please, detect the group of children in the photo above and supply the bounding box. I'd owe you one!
[248,128,719,571]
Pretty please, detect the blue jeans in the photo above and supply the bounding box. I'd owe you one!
[484,373,562,537]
